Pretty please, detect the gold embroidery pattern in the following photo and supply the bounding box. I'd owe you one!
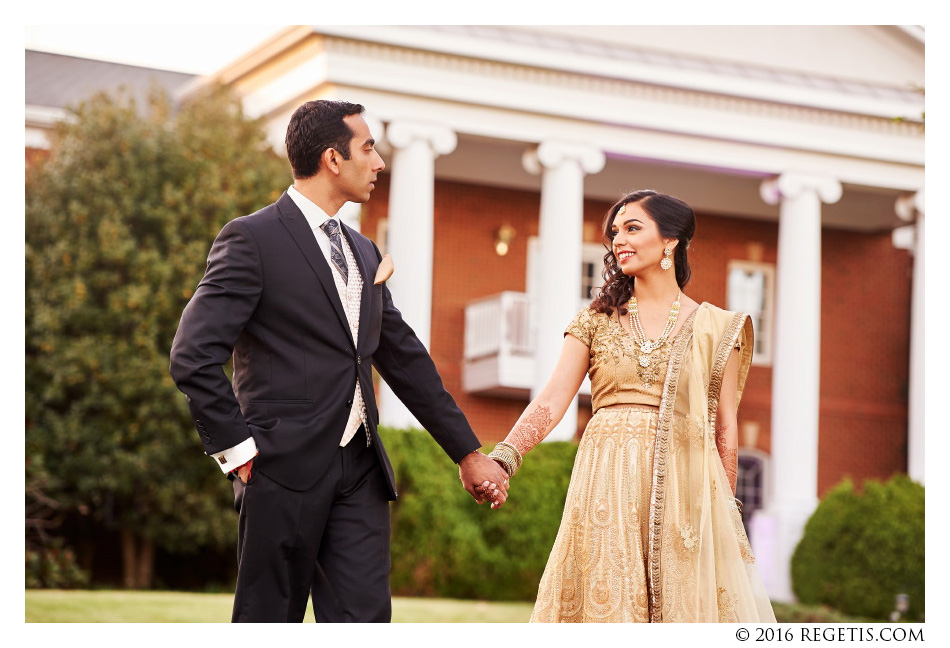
[740,539,757,565]
[647,309,697,623]
[677,414,707,447]
[717,586,739,622]
[529,408,656,623]
[729,501,757,565]
[707,313,749,431]
[589,317,637,366]
[564,308,599,347]
[678,524,700,554]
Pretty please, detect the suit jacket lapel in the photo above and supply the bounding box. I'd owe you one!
[341,222,373,352]
[275,193,354,347]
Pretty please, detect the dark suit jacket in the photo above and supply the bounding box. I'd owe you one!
[170,191,480,496]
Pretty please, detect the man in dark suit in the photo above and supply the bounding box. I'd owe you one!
[169,100,508,622]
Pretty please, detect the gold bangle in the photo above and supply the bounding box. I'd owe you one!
[496,441,523,468]
[490,454,515,477]
[488,449,516,477]
[489,441,523,478]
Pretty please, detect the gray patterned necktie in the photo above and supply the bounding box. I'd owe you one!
[320,219,348,284]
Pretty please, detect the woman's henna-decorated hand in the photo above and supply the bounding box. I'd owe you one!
[716,421,738,494]
[507,405,553,456]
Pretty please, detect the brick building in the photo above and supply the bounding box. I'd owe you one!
[27,26,924,602]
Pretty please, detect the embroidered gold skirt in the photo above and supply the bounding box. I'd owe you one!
[530,405,658,623]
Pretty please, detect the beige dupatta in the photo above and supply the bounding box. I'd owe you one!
[647,303,775,622]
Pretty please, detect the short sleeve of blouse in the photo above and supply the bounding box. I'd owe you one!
[564,308,597,347]
[735,312,751,351]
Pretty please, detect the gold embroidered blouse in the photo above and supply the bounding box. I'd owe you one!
[565,307,696,411]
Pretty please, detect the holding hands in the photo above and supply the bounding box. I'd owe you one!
[458,450,510,509]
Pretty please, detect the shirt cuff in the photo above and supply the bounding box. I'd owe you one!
[210,437,259,474]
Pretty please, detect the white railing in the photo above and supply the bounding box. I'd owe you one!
[464,291,534,360]
[462,292,591,398]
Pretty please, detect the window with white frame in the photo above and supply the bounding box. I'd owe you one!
[527,238,607,313]
[726,261,775,366]
[736,450,769,534]
[580,244,607,306]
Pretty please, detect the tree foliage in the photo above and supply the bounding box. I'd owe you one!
[25,84,289,586]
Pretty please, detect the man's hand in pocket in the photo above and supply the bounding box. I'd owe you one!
[236,459,254,484]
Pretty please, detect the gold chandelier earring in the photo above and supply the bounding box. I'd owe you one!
[661,247,673,271]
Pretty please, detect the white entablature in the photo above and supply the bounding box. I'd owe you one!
[209,29,919,153]
[195,25,923,227]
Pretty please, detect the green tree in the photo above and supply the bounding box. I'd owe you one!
[25,84,288,588]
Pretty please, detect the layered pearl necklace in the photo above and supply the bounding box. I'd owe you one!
[628,292,681,368]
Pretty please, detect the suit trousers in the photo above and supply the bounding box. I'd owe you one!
[232,427,392,622]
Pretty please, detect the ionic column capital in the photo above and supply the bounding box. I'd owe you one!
[386,120,457,157]
[895,188,925,222]
[522,141,605,176]
[760,173,842,206]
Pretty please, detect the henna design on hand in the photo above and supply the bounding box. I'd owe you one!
[715,421,738,494]
[506,405,554,456]
[720,447,738,494]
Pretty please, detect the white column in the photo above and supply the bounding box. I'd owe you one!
[378,121,457,430]
[757,172,841,602]
[523,142,605,441]
[338,201,362,232]
[895,190,925,484]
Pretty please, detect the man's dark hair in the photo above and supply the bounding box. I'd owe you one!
[285,100,365,179]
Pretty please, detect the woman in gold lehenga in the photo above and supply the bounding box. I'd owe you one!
[487,190,776,622]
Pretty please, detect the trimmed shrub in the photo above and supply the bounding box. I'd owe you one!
[791,475,924,621]
[381,426,577,601]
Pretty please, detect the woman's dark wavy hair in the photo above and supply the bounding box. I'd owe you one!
[590,189,696,316]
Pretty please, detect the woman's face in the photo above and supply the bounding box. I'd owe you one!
[609,201,674,277]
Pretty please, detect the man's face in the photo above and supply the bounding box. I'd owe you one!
[336,114,385,203]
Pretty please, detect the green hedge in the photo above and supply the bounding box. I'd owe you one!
[791,475,924,621]
[380,426,577,601]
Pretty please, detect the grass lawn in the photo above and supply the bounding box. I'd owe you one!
[25,590,535,623]
[26,590,867,623]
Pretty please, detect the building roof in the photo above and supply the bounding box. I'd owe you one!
[26,49,195,111]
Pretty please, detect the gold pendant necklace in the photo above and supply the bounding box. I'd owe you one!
[628,292,681,368]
